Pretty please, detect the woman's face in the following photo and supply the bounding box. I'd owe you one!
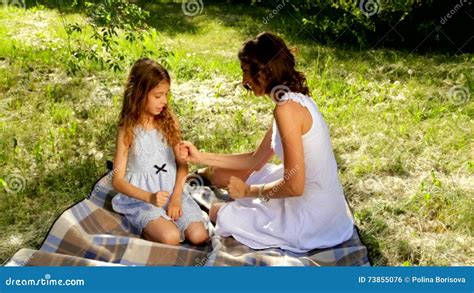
[241,62,265,96]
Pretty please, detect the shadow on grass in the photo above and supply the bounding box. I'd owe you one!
[357,229,388,266]
[344,186,389,266]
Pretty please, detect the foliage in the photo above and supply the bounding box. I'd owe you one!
[61,0,151,75]
[243,0,471,51]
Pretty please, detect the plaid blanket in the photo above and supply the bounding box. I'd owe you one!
[5,171,370,266]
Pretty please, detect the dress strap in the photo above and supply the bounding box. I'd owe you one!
[279,92,308,108]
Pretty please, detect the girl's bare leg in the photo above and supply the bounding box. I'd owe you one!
[143,217,180,245]
[184,222,208,245]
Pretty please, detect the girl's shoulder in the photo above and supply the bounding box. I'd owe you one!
[118,125,157,143]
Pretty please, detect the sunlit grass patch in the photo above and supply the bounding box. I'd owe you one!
[0,3,472,266]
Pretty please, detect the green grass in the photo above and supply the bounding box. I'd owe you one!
[0,2,473,266]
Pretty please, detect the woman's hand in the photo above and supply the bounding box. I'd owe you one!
[227,176,250,199]
[167,198,183,221]
[179,141,202,164]
[152,191,169,207]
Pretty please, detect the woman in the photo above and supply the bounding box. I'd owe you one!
[179,32,354,253]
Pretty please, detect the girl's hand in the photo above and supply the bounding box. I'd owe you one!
[152,191,169,207]
[167,198,183,221]
[178,141,201,164]
[227,176,250,199]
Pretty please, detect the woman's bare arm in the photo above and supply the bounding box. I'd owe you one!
[244,101,306,198]
[193,126,274,171]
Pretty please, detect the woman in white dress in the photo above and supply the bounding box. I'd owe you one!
[179,32,354,253]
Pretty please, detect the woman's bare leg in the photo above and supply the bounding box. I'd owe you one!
[198,166,253,188]
[200,166,256,223]
[209,202,225,223]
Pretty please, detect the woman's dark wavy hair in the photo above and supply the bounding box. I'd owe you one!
[238,32,310,97]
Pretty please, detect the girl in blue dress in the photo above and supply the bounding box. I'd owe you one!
[111,58,208,246]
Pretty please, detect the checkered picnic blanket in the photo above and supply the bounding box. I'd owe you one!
[5,171,370,266]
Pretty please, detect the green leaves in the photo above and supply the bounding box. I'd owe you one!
[61,0,151,75]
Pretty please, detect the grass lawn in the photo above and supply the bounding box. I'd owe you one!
[0,2,472,266]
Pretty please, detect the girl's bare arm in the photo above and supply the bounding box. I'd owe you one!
[111,128,156,203]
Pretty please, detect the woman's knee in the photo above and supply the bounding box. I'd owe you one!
[198,167,225,188]
[209,203,224,223]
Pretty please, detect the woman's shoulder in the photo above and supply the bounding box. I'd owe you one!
[274,92,311,112]
[273,96,304,125]
[277,91,311,107]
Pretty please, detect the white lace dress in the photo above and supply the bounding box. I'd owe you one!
[215,92,354,252]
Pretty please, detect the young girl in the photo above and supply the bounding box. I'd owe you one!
[111,58,208,246]
[180,32,354,252]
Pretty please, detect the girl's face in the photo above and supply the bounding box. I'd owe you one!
[144,81,170,117]
[241,62,265,96]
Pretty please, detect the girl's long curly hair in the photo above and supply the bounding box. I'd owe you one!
[238,32,309,98]
[119,58,181,148]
